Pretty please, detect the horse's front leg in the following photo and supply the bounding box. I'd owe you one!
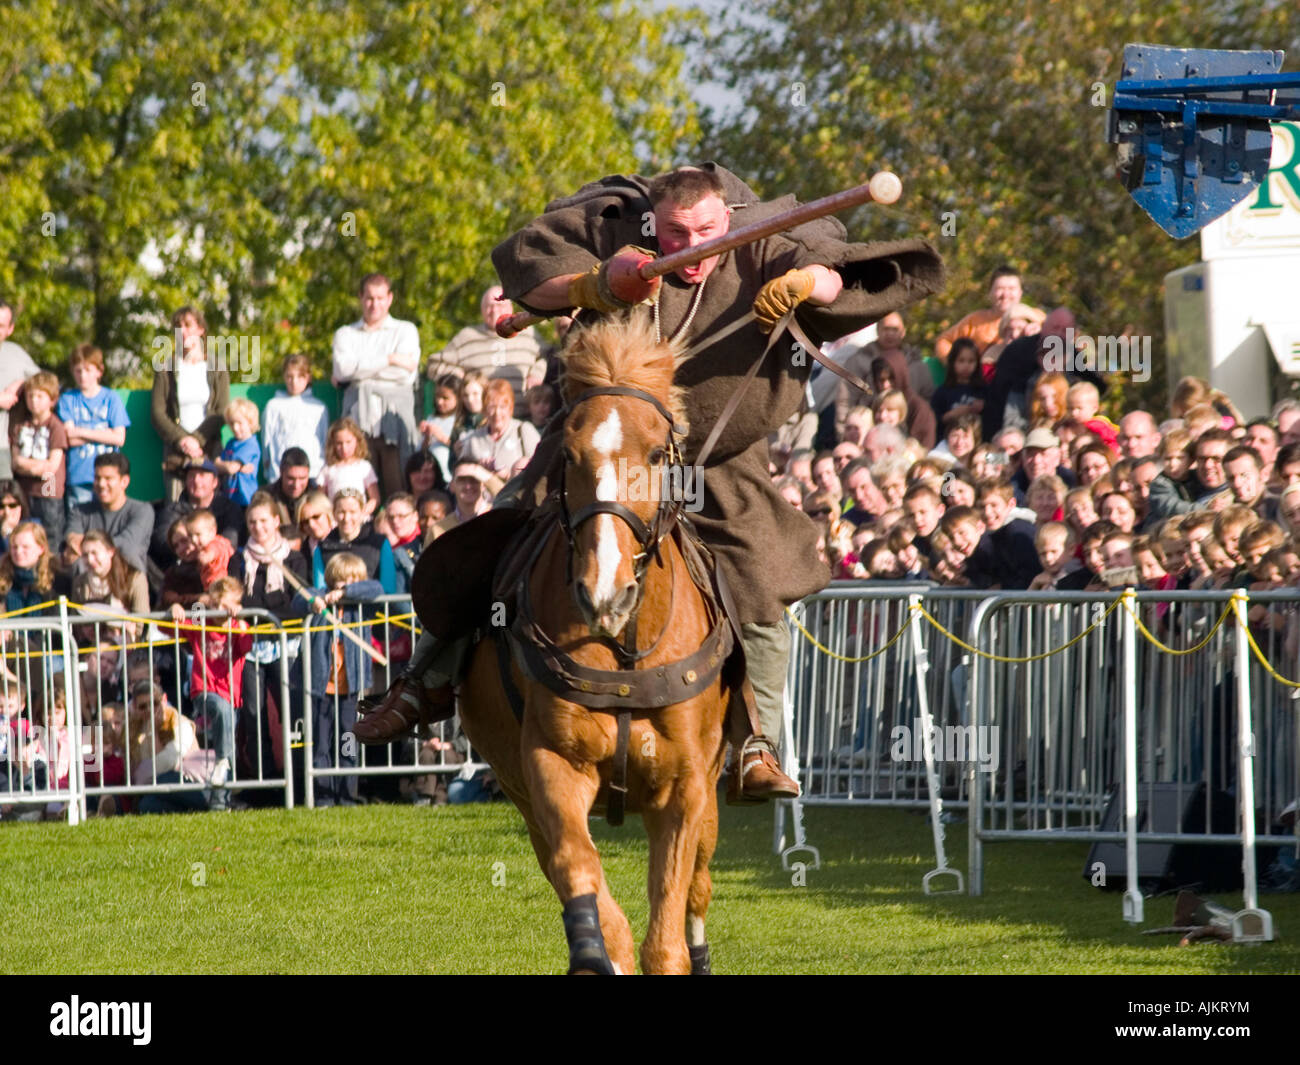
[521,719,618,974]
[640,774,708,975]
[686,782,720,975]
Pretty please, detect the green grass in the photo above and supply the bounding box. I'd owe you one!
[1,802,1297,974]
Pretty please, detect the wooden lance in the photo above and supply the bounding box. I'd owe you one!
[495,171,903,337]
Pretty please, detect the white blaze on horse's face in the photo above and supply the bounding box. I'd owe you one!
[592,408,623,607]
[570,402,647,640]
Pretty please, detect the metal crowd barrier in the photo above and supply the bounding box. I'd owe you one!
[779,583,1300,936]
[69,603,293,816]
[0,615,80,823]
[298,594,491,810]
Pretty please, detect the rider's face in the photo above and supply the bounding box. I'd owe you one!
[653,195,731,284]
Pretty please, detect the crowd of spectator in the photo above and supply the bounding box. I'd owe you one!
[776,267,1300,628]
[2,262,1296,819]
[0,275,559,818]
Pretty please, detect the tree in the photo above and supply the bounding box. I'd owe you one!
[697,0,1300,411]
[0,0,698,386]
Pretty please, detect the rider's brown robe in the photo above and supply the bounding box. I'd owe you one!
[492,163,945,625]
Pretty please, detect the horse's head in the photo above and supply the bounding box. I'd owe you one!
[558,316,687,640]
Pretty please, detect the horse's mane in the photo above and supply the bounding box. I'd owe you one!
[559,313,688,435]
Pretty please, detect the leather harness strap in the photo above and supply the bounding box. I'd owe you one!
[608,711,630,827]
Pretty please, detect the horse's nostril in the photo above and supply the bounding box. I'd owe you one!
[615,582,639,615]
[575,581,595,617]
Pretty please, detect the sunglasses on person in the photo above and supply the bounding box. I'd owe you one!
[0,499,20,511]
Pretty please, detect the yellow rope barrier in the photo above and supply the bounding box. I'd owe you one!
[1229,592,1300,689]
[1120,598,1234,656]
[0,602,420,658]
[913,597,1124,663]
[784,602,917,663]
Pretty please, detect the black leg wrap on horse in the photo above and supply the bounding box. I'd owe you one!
[562,893,615,975]
[688,942,712,975]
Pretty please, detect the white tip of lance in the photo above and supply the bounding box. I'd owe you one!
[868,171,902,205]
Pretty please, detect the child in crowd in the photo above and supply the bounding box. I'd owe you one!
[217,397,262,506]
[160,518,205,608]
[10,372,68,549]
[0,680,46,816]
[931,412,980,468]
[56,343,129,514]
[873,390,908,429]
[1098,490,1138,533]
[1026,474,1067,524]
[302,552,384,807]
[422,373,465,484]
[1063,486,1099,544]
[1196,535,1237,590]
[1028,522,1079,590]
[321,417,380,516]
[129,682,206,813]
[171,576,252,810]
[1065,381,1120,452]
[842,406,873,446]
[417,490,451,542]
[1239,521,1286,575]
[886,522,926,580]
[858,540,895,580]
[1101,531,1137,588]
[929,337,986,429]
[526,383,558,431]
[1158,523,1192,586]
[1161,428,1194,488]
[85,701,128,816]
[1212,505,1256,569]
[1132,535,1175,592]
[937,505,1000,588]
[262,354,328,481]
[184,509,234,587]
[459,371,486,431]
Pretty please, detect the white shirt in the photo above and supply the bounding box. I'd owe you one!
[331,315,419,388]
[262,390,330,479]
[321,458,378,501]
[456,418,540,476]
[175,359,210,432]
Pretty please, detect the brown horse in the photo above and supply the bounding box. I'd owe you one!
[456,315,732,974]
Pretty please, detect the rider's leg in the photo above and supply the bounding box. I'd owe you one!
[735,620,800,798]
[353,631,468,744]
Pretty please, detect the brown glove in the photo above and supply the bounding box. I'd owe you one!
[752,268,817,333]
[567,245,660,312]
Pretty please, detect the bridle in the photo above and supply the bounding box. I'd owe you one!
[555,385,688,666]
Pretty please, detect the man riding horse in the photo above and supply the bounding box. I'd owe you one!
[355,163,944,799]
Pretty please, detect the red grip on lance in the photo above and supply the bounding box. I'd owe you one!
[495,172,901,338]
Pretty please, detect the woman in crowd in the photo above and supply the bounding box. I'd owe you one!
[458,371,486,432]
[0,480,30,556]
[403,451,443,496]
[295,490,334,558]
[874,346,936,449]
[150,305,231,501]
[73,529,151,624]
[1028,372,1069,428]
[454,379,539,479]
[1074,442,1117,488]
[72,529,151,708]
[229,491,312,788]
[0,521,66,614]
[312,488,395,593]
